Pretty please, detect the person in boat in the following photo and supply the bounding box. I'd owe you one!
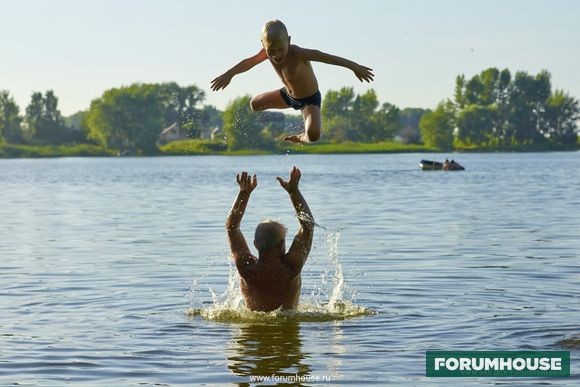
[443,158,450,170]
[226,166,314,312]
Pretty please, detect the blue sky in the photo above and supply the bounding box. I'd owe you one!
[1,0,579,116]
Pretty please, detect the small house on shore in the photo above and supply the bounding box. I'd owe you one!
[158,123,222,145]
[158,123,187,145]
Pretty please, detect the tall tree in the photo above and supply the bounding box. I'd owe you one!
[544,90,579,144]
[454,75,466,108]
[0,90,24,143]
[25,90,66,144]
[507,70,551,144]
[351,89,378,141]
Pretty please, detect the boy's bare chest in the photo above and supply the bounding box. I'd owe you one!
[273,60,309,82]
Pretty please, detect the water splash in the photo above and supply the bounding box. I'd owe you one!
[187,229,375,323]
[296,210,327,231]
[327,231,344,309]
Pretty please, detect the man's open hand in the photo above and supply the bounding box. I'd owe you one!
[237,171,257,194]
[276,166,301,193]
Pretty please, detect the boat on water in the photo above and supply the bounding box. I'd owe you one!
[420,159,465,171]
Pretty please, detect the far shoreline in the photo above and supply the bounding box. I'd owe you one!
[0,140,578,159]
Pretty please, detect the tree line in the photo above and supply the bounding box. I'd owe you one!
[0,83,414,154]
[1,67,578,154]
[420,68,579,150]
[0,83,225,154]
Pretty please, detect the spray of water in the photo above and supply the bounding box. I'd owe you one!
[326,231,344,310]
[187,228,375,322]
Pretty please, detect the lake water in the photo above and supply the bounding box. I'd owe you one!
[0,152,578,385]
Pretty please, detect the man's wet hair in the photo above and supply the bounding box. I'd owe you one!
[254,220,287,252]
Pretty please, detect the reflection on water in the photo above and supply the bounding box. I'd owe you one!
[327,322,347,382]
[227,321,311,379]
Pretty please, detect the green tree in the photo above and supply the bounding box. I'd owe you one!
[419,101,454,150]
[351,89,400,141]
[544,90,579,144]
[454,68,512,145]
[322,87,356,141]
[85,83,165,154]
[25,90,66,144]
[478,67,500,105]
[454,75,466,108]
[0,90,24,143]
[463,76,484,106]
[494,68,512,144]
[448,67,576,149]
[222,95,262,150]
[351,89,379,136]
[322,87,400,142]
[323,87,355,118]
[371,101,401,141]
[507,70,551,144]
[456,104,497,145]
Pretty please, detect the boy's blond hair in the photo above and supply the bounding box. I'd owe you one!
[261,19,288,43]
[254,219,287,252]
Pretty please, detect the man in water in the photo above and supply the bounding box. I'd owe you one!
[226,166,314,312]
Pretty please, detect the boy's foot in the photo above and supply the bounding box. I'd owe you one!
[282,132,309,144]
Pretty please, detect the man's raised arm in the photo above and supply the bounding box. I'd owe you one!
[226,172,257,267]
[276,167,314,272]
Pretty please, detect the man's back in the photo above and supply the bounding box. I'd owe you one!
[238,255,302,311]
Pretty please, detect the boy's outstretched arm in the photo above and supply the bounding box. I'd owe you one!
[211,49,268,91]
[301,48,374,83]
[226,172,257,269]
[276,167,314,273]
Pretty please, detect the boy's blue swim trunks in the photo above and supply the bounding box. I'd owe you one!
[279,88,322,110]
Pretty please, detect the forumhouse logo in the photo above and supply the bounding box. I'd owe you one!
[426,351,570,377]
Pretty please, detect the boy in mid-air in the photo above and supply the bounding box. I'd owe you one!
[226,167,313,312]
[211,19,374,144]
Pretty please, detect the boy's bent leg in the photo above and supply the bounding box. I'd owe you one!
[303,106,321,142]
[250,90,289,111]
[283,105,321,143]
